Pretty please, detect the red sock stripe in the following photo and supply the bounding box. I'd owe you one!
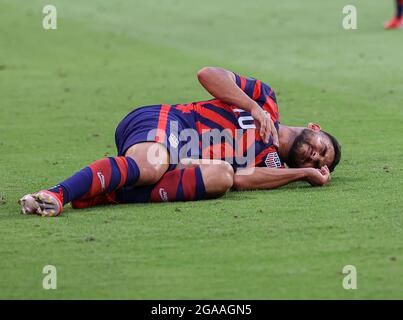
[114,157,129,189]
[150,169,182,202]
[88,158,112,196]
[150,167,201,202]
[182,167,197,200]
[72,192,117,209]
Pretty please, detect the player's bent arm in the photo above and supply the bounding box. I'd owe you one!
[197,67,256,113]
[197,66,277,145]
[233,167,330,190]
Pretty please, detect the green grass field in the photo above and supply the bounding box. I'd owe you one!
[1,0,402,299]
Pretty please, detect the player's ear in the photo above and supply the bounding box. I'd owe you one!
[307,122,321,132]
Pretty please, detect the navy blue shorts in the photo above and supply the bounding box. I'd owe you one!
[115,104,198,171]
[114,104,197,203]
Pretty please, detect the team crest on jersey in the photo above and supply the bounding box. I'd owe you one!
[264,152,282,168]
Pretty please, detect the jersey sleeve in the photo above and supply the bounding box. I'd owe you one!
[233,73,280,122]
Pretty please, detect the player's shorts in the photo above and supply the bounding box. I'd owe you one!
[115,104,195,171]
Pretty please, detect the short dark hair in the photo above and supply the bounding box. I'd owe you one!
[322,131,341,172]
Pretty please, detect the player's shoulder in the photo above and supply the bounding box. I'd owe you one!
[253,144,284,169]
[262,149,284,169]
[233,72,277,103]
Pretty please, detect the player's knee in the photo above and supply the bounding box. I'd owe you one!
[125,142,169,185]
[138,164,166,185]
[217,162,234,192]
[203,161,234,196]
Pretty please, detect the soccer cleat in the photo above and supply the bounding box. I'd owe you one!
[19,190,63,217]
[384,17,403,29]
[71,192,117,209]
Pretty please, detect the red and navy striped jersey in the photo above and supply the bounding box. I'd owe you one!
[170,73,284,170]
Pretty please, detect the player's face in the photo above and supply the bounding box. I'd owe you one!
[288,129,335,169]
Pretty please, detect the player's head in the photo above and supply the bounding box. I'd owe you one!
[287,123,341,171]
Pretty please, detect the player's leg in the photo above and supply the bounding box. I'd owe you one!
[124,142,169,186]
[398,0,403,19]
[116,160,234,204]
[385,0,403,29]
[201,161,235,198]
[163,160,234,200]
[70,159,234,208]
[149,161,234,202]
[176,159,235,199]
[19,142,169,216]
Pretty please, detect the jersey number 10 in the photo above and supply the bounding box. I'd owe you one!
[232,108,256,129]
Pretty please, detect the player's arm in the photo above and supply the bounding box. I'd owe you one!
[197,66,278,146]
[233,167,331,190]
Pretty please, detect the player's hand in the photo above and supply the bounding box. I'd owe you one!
[304,166,331,187]
[250,104,279,147]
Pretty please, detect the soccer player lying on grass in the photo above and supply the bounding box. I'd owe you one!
[19,67,341,217]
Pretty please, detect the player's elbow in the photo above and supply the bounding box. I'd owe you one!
[197,67,213,82]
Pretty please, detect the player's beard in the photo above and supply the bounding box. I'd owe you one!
[287,129,313,168]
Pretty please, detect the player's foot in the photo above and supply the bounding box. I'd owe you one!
[19,190,63,217]
[71,192,117,209]
[384,17,403,29]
